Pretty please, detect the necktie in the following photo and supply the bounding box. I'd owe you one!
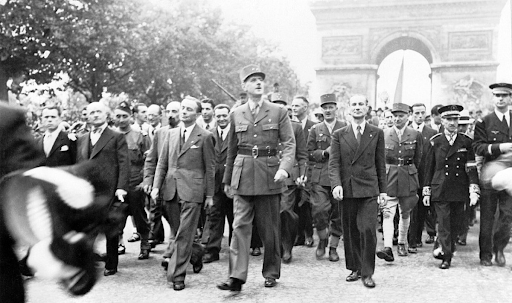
[356,125,361,145]
[502,114,509,129]
[205,124,210,130]
[252,103,259,117]
[182,129,186,146]
[93,127,101,134]
[220,130,224,142]
[151,128,155,136]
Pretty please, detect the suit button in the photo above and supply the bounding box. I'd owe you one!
[254,134,258,137]
[445,172,448,175]
[254,124,257,127]
[445,158,448,160]
[494,138,497,141]
[445,165,448,167]
[456,166,459,168]
[456,173,459,176]
[399,151,402,153]
[457,158,460,160]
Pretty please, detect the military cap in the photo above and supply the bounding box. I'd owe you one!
[320,93,337,106]
[239,64,265,83]
[391,102,410,114]
[116,101,131,114]
[439,104,463,118]
[489,83,512,95]
[458,110,474,125]
[269,92,287,106]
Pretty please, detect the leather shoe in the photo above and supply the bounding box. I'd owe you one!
[203,253,220,263]
[217,278,242,291]
[127,233,140,242]
[376,247,394,262]
[346,271,360,282]
[173,281,185,291]
[457,239,467,246]
[425,235,435,244]
[138,249,150,260]
[193,261,203,273]
[251,247,262,256]
[316,239,328,259]
[397,243,408,257]
[439,260,451,269]
[305,237,314,247]
[328,247,339,262]
[416,242,423,248]
[149,239,163,249]
[282,251,292,264]
[495,250,506,267]
[362,276,375,288]
[264,278,277,288]
[103,268,117,276]
[408,246,418,254]
[117,244,125,255]
[161,258,170,270]
[294,236,305,246]
[480,259,492,266]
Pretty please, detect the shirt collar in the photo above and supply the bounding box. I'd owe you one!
[495,109,509,122]
[93,123,108,134]
[182,123,195,135]
[249,99,263,110]
[351,120,366,132]
[411,122,424,132]
[393,125,405,136]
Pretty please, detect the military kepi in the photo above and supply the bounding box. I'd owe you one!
[439,104,463,118]
[269,92,287,106]
[489,83,512,95]
[320,93,336,106]
[391,103,410,114]
[239,64,265,83]
[116,101,131,114]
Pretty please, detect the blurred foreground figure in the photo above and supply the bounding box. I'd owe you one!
[0,103,108,302]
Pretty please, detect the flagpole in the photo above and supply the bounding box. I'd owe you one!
[394,51,405,104]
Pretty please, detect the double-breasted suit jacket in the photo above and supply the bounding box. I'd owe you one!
[418,125,437,186]
[473,111,512,165]
[223,101,295,196]
[384,126,422,197]
[77,127,129,199]
[329,123,387,198]
[307,120,347,187]
[38,130,77,167]
[153,124,215,203]
[424,133,478,203]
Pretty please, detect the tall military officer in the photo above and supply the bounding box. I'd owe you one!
[377,103,422,261]
[423,105,479,269]
[307,93,347,261]
[217,65,295,291]
[473,82,512,267]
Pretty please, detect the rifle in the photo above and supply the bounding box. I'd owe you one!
[211,79,237,102]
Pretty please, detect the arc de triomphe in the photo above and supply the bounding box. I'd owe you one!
[310,0,507,111]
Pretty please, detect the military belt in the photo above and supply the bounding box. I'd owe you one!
[386,158,413,166]
[238,146,278,158]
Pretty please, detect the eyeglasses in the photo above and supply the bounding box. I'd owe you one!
[493,93,511,98]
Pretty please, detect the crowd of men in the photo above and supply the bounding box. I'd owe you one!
[4,65,512,299]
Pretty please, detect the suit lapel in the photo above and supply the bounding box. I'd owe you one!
[90,128,114,159]
[388,128,399,143]
[400,127,413,143]
[79,135,89,161]
[241,103,254,123]
[179,124,201,156]
[491,112,509,135]
[353,124,376,163]
[340,125,358,154]
[47,131,63,157]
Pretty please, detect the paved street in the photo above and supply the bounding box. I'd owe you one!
[26,216,512,303]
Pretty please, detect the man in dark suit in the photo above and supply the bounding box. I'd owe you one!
[151,97,215,291]
[201,104,234,263]
[269,93,308,264]
[329,94,387,288]
[0,103,45,303]
[291,96,316,247]
[408,103,438,249]
[76,102,129,276]
[39,106,77,167]
[473,82,512,267]
[423,105,479,269]
[377,103,422,261]
[308,93,347,261]
[217,65,295,291]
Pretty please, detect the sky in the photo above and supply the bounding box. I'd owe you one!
[210,0,512,106]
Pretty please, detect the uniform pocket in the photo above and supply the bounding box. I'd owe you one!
[267,157,282,189]
[231,157,244,189]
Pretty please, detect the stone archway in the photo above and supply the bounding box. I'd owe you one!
[310,0,507,110]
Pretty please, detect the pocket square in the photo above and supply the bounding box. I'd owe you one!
[60,145,69,151]
[190,145,199,149]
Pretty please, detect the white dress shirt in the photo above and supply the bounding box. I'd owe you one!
[324,120,337,134]
[351,120,366,139]
[411,122,425,132]
[90,123,108,146]
[217,125,230,141]
[43,130,59,156]
[181,124,195,143]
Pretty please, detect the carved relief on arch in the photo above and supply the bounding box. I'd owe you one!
[452,75,484,107]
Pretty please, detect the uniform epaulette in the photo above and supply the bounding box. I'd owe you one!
[430,133,442,140]
[459,132,472,139]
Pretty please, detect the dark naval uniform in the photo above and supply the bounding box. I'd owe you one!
[424,110,479,268]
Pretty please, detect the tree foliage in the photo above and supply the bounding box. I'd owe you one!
[0,0,303,105]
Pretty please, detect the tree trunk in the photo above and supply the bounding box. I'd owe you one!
[0,62,8,102]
